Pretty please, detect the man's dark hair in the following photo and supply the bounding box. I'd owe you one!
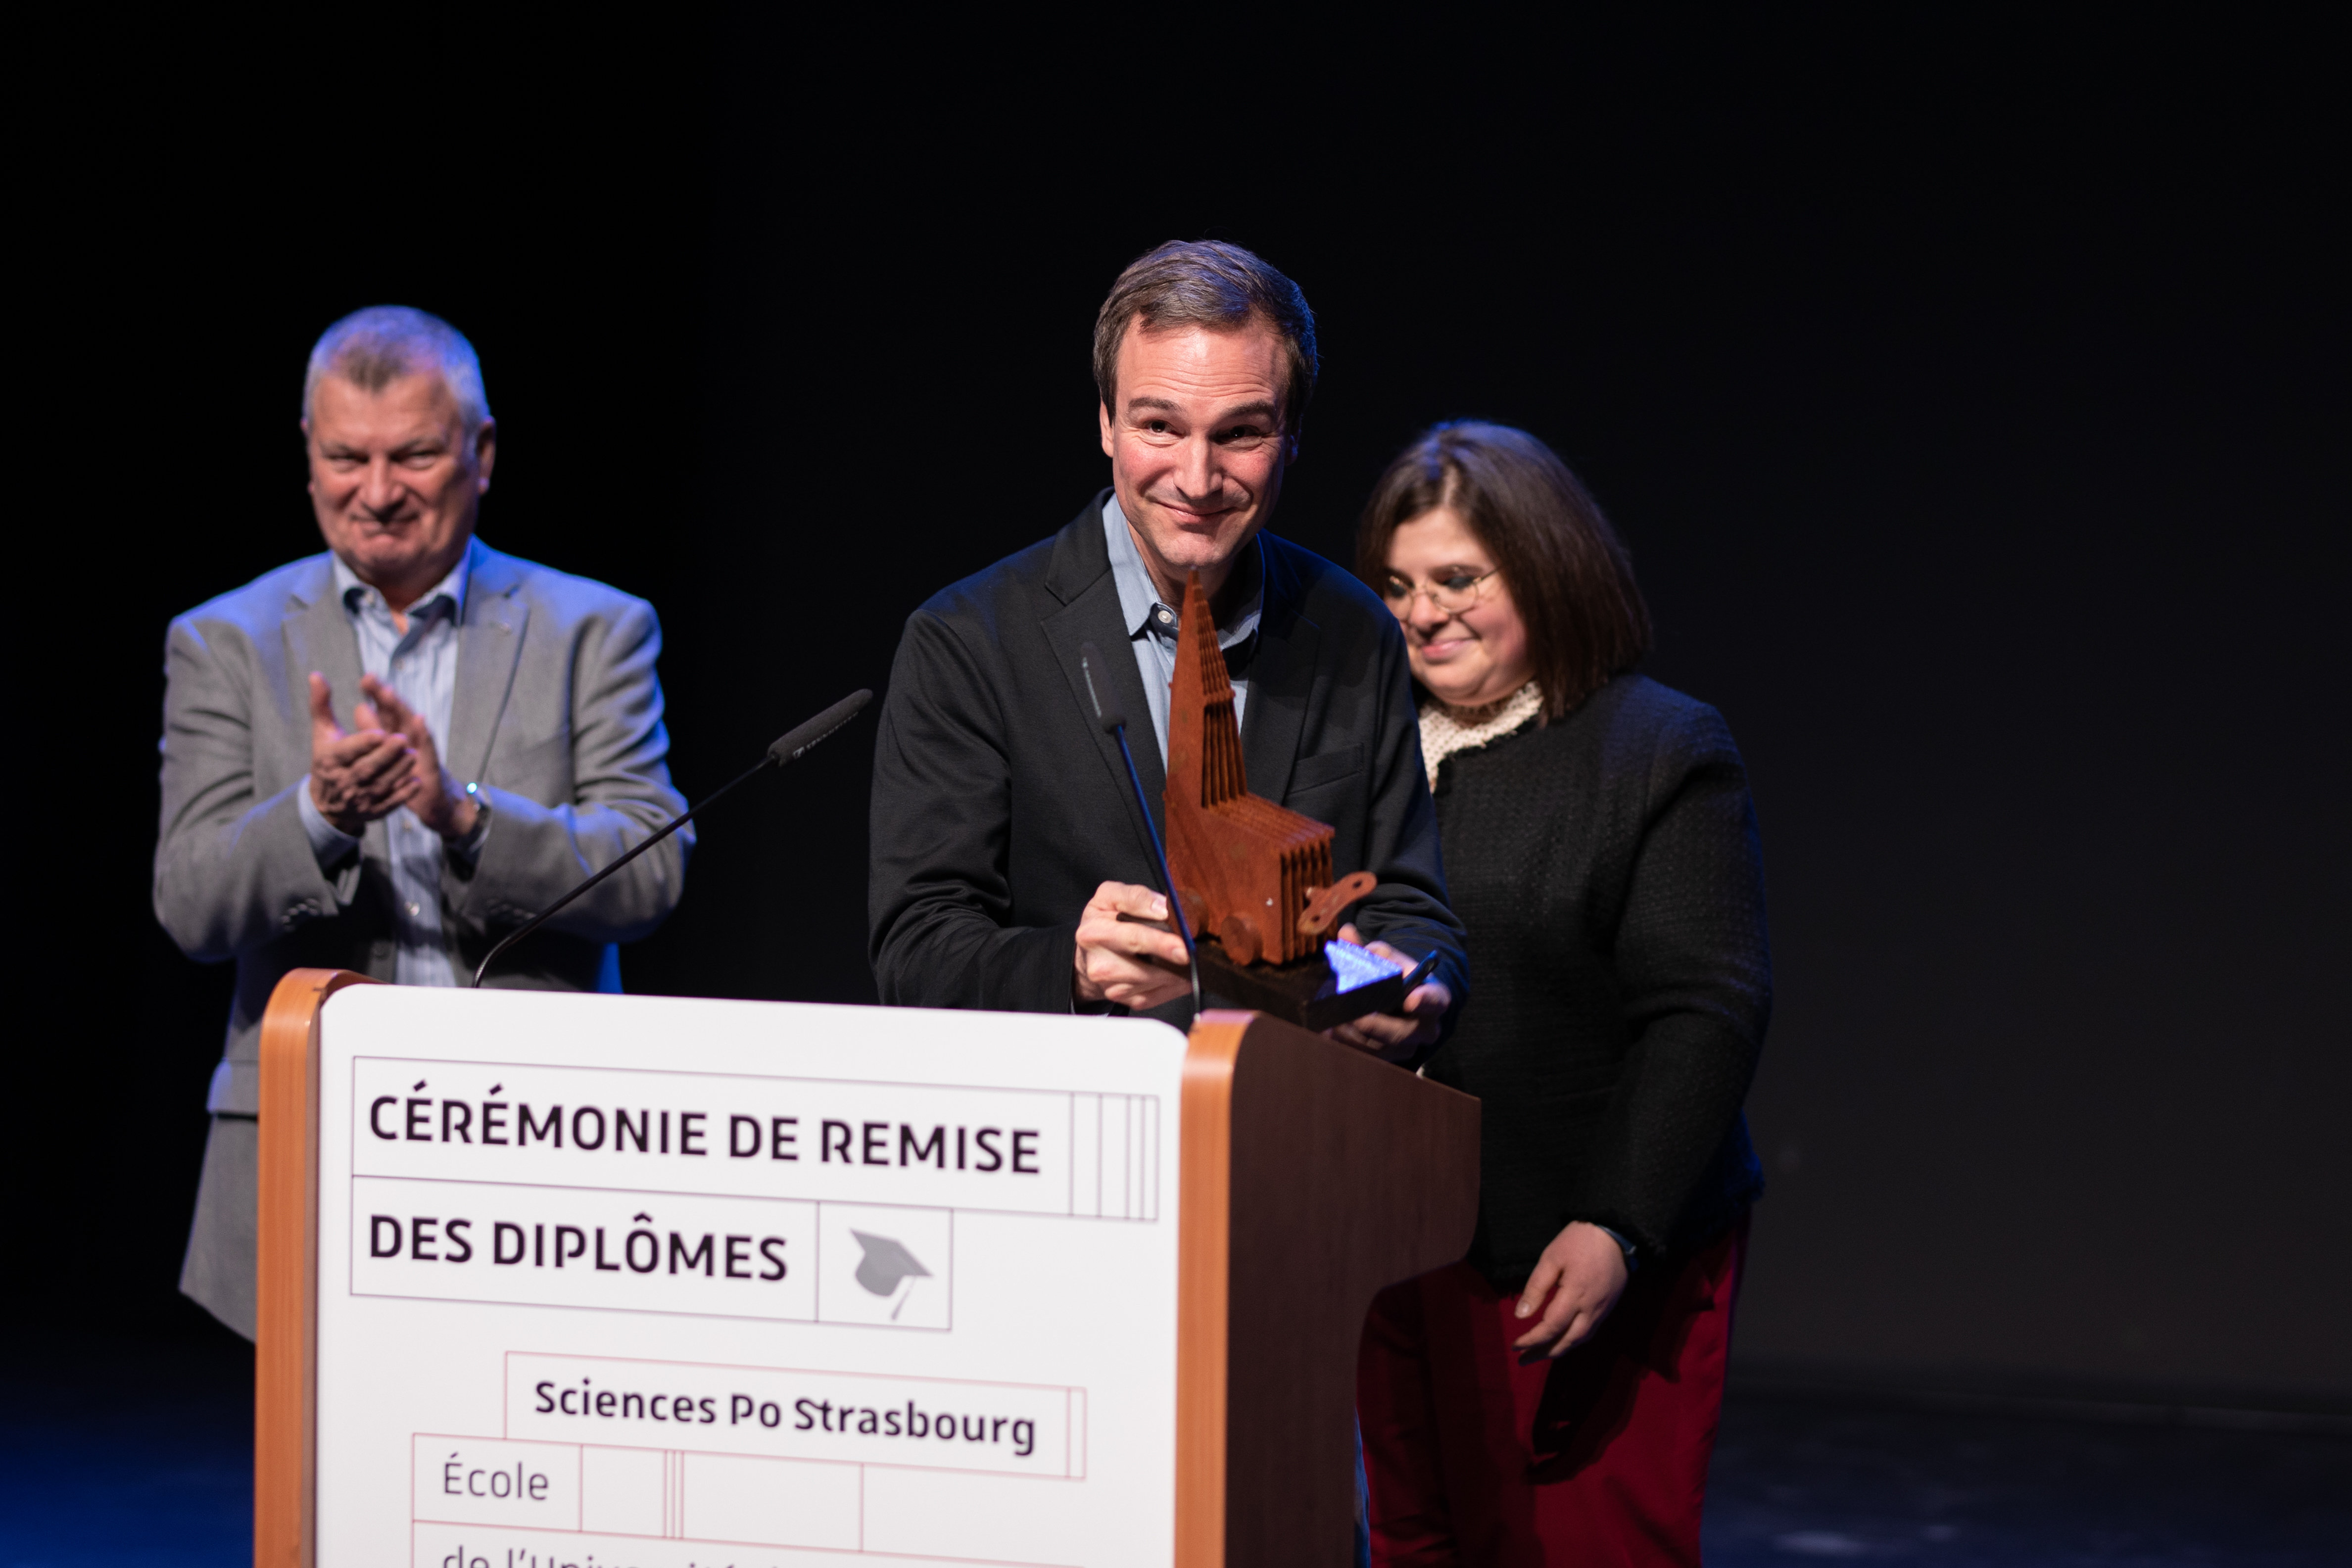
[1093,240,1319,438]
[1357,421,1653,722]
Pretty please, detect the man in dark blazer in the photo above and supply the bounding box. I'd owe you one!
[869,241,1464,1053]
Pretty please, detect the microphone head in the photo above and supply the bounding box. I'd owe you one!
[1079,642,1125,733]
[768,688,874,766]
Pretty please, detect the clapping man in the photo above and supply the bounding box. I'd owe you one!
[154,307,693,1336]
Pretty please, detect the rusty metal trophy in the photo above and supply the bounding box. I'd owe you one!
[1156,570,1415,1029]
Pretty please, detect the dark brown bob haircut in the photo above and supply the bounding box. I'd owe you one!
[1094,240,1319,439]
[1357,421,1652,722]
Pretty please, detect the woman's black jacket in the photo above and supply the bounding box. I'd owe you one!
[1425,673,1771,1284]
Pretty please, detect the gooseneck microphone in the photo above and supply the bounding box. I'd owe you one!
[470,689,874,988]
[1079,641,1201,1017]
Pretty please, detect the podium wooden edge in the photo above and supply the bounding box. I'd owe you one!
[255,966,379,1568]
[1175,1010,1249,1568]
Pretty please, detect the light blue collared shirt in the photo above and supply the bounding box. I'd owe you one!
[1103,495,1263,764]
[296,539,486,988]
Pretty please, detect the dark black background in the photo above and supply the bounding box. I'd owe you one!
[18,14,2345,1406]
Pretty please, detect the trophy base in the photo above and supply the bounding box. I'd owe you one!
[1193,936,1406,1032]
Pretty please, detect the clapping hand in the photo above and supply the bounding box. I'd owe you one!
[306,672,419,834]
[357,674,478,839]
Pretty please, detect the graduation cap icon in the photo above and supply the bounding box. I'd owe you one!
[849,1231,933,1318]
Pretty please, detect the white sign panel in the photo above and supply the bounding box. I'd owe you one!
[312,986,1187,1567]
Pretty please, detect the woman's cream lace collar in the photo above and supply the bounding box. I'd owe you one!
[1418,681,1543,788]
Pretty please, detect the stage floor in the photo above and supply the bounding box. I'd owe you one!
[1704,1387,2351,1566]
[4,1330,2347,1565]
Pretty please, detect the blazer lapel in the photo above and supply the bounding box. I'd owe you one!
[1241,537,1321,804]
[1041,497,1169,852]
[446,543,529,784]
[281,555,363,732]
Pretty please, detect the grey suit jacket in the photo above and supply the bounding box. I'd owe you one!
[154,541,690,1332]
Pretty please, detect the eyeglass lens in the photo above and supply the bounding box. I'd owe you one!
[1380,571,1491,612]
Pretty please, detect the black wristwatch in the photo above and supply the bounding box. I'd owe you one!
[450,782,493,860]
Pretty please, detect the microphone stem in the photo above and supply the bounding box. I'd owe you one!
[469,751,775,989]
[1111,722,1202,1018]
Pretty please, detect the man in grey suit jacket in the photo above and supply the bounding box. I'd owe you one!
[154,306,691,1336]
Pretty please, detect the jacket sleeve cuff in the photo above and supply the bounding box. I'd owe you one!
[295,775,360,865]
[292,778,363,907]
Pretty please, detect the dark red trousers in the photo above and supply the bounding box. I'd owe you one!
[1356,1219,1748,1567]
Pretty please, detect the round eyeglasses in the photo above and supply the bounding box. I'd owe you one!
[1378,568,1500,616]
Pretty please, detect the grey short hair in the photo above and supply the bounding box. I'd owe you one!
[303,305,491,431]
[1094,240,1319,437]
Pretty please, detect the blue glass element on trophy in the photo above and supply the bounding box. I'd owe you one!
[1324,938,1405,994]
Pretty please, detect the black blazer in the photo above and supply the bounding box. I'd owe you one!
[869,492,1468,1027]
[1427,673,1770,1281]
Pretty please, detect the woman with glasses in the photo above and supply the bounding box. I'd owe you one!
[1353,422,1771,1565]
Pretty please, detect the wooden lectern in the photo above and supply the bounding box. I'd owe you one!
[255,972,1478,1567]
